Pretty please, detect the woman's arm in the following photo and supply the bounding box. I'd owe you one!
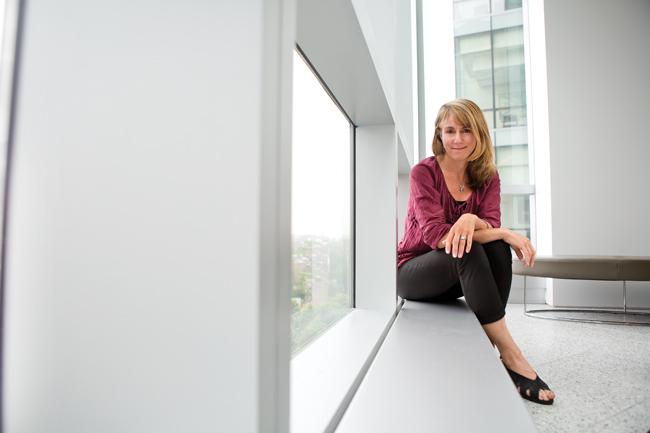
[409,164,452,249]
[440,226,536,267]
[437,224,505,249]
[469,227,508,244]
[436,214,493,249]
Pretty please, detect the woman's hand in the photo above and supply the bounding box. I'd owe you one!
[444,214,479,258]
[504,229,536,267]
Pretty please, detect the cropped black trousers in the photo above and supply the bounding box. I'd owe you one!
[397,240,512,325]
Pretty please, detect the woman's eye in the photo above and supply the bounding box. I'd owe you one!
[462,129,471,133]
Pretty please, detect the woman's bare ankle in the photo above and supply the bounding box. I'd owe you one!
[499,348,523,363]
[500,350,536,378]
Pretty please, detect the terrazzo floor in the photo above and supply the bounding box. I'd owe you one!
[505,304,650,433]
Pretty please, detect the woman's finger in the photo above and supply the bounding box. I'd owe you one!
[514,246,524,261]
[446,229,455,254]
[522,242,530,266]
[457,236,467,258]
[445,229,454,254]
[452,232,460,258]
[526,242,534,267]
[465,232,473,253]
[529,244,536,267]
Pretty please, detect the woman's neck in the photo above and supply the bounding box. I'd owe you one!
[437,154,467,178]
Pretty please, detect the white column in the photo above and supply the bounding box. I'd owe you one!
[355,124,397,311]
[2,0,294,432]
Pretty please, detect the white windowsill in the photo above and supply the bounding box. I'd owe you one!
[290,306,399,433]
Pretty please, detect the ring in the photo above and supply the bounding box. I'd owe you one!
[460,235,467,240]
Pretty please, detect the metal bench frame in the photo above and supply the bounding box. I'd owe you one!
[523,276,650,326]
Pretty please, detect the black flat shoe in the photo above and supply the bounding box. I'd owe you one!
[504,365,555,405]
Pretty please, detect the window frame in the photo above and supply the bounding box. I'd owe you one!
[291,44,357,354]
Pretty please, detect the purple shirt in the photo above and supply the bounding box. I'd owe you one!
[397,156,501,268]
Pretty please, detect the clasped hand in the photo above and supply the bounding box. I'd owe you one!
[444,214,477,258]
[504,230,536,267]
[443,214,536,267]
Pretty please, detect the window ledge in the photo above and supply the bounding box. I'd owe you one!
[290,306,400,433]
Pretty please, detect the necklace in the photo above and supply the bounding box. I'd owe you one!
[459,184,465,193]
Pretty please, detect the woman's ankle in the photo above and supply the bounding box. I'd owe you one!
[499,348,524,364]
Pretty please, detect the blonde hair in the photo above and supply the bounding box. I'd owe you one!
[431,99,496,189]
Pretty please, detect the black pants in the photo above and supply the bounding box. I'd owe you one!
[397,240,512,325]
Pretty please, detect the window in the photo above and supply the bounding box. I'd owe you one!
[453,0,533,239]
[290,48,354,354]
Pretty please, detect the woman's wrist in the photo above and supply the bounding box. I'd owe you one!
[472,214,491,230]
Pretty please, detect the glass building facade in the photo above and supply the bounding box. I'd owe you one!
[453,0,532,238]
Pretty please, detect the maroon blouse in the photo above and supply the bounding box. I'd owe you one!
[397,156,501,268]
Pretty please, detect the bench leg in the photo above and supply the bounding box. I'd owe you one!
[523,275,527,313]
[524,278,650,325]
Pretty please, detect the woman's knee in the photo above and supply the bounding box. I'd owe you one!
[396,269,427,300]
[456,241,486,264]
[483,240,512,263]
[396,282,415,300]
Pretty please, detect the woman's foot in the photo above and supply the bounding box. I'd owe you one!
[481,317,555,404]
[501,351,556,403]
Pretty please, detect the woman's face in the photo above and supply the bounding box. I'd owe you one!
[440,114,477,162]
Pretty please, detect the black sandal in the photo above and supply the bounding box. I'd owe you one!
[504,366,555,405]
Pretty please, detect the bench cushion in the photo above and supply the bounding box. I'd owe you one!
[512,255,650,281]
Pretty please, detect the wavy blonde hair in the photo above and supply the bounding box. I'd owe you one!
[431,99,496,189]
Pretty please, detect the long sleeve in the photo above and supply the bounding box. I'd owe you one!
[409,164,451,249]
[477,171,501,229]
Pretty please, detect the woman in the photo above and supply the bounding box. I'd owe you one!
[397,99,555,405]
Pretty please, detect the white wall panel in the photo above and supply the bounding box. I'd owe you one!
[543,0,650,307]
[2,1,293,431]
[351,0,415,165]
[355,125,397,311]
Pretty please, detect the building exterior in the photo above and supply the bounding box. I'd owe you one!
[453,0,532,238]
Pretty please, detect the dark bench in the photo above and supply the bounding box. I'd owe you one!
[513,255,650,325]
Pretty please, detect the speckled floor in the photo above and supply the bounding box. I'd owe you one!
[505,304,650,433]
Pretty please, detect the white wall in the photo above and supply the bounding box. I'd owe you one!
[3,1,294,431]
[351,0,415,166]
[543,0,650,307]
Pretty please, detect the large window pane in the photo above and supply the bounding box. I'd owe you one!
[493,26,526,120]
[455,31,494,111]
[454,0,490,21]
[501,194,530,239]
[495,144,529,185]
[490,0,523,14]
[291,50,353,354]
[505,0,522,10]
